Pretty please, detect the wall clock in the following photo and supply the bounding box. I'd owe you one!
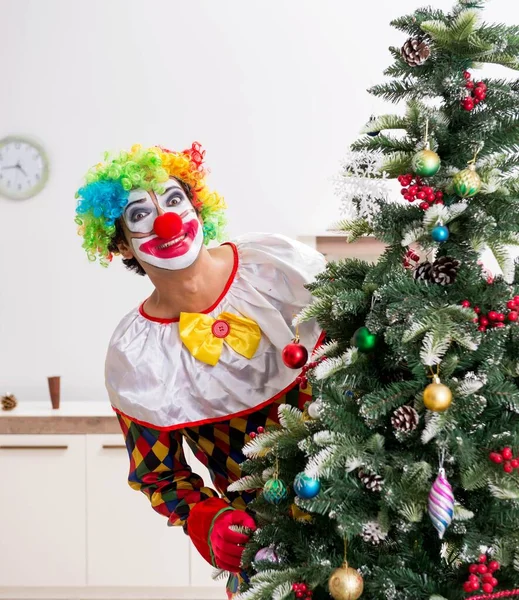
[0,136,49,200]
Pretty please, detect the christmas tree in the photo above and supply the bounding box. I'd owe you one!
[230,2,519,600]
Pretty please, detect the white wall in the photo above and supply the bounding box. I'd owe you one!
[1,0,517,403]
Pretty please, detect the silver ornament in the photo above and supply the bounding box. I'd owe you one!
[307,401,322,419]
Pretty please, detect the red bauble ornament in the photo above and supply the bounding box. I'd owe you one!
[257,426,265,434]
[504,463,513,473]
[478,565,488,574]
[508,311,518,322]
[472,580,481,591]
[470,565,480,574]
[511,459,519,468]
[462,300,471,308]
[514,296,519,304]
[480,316,490,327]
[474,306,481,314]
[502,447,513,460]
[417,191,427,200]
[479,555,488,564]
[420,202,430,210]
[282,340,308,369]
[484,584,494,593]
[488,311,499,321]
[466,81,475,89]
[476,81,488,91]
[478,326,487,332]
[465,582,475,593]
[495,322,506,329]
[489,561,500,572]
[464,70,472,80]
[507,300,517,310]
[496,313,505,322]
[249,432,257,439]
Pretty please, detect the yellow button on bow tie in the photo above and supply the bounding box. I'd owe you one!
[178,312,262,366]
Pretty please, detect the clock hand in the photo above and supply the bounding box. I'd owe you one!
[1,165,20,170]
[18,165,27,177]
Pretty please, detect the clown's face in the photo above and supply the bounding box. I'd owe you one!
[123,178,203,271]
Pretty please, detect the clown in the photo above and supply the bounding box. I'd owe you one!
[75,143,325,597]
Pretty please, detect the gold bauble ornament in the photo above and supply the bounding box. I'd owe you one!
[423,376,452,412]
[452,163,481,198]
[328,561,364,600]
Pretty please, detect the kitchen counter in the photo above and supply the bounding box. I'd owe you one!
[0,401,120,434]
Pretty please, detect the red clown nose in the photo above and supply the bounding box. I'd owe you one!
[154,213,183,239]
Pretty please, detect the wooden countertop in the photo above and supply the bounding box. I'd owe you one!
[0,402,120,434]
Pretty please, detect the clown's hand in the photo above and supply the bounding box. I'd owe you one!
[210,509,256,573]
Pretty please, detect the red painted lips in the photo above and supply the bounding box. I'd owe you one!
[139,219,199,259]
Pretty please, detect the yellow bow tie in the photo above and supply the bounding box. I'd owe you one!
[178,312,262,366]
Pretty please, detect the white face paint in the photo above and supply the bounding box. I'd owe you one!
[123,179,204,271]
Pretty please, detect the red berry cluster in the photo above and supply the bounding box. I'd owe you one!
[403,248,420,269]
[489,447,519,473]
[249,426,265,440]
[463,555,500,594]
[462,71,488,111]
[398,174,444,210]
[295,358,323,389]
[461,297,519,333]
[292,582,313,600]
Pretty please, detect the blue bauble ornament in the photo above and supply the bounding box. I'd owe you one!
[432,225,449,242]
[293,472,321,499]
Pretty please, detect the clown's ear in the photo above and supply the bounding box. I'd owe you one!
[116,239,134,260]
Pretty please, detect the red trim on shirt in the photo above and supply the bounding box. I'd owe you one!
[111,331,326,431]
[138,242,239,324]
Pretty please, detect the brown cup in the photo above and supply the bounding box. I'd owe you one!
[47,376,61,409]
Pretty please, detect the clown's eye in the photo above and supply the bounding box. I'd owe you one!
[130,209,151,222]
[165,191,184,207]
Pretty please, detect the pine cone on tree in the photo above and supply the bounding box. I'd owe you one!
[401,37,431,66]
[431,256,461,285]
[1,394,17,411]
[361,521,388,545]
[391,405,419,433]
[414,261,433,281]
[358,470,384,492]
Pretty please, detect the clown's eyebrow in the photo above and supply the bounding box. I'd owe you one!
[162,181,182,193]
[124,196,149,213]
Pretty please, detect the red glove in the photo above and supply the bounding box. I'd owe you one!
[187,498,256,572]
[210,509,256,572]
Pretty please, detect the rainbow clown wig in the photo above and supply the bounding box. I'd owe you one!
[75,143,227,267]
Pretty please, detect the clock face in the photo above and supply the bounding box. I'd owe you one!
[0,137,49,200]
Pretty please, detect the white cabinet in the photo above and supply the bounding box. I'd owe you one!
[0,435,87,587]
[85,435,190,587]
[0,432,227,598]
